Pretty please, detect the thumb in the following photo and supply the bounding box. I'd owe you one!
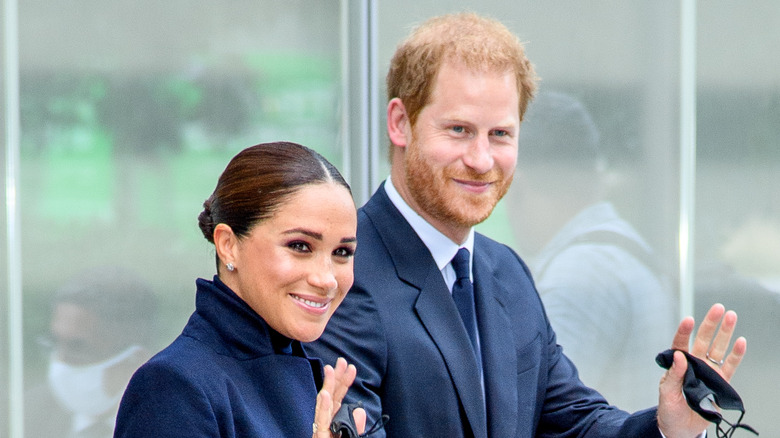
[313,389,333,438]
[660,350,687,400]
[353,407,367,435]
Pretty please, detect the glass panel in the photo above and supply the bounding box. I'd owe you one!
[14,2,343,437]
[377,1,681,413]
[1,83,8,438]
[696,2,780,435]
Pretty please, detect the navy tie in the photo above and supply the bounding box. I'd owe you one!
[451,248,481,371]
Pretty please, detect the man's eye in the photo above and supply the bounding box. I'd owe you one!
[493,129,508,137]
[451,126,465,134]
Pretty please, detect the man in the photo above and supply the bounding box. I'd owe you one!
[309,12,745,438]
[25,266,157,438]
[505,91,677,412]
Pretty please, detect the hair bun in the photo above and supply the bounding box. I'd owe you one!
[198,197,216,243]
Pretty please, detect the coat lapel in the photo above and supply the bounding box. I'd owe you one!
[362,185,487,437]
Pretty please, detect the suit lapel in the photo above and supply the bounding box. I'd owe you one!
[415,272,488,437]
[473,239,519,438]
[362,185,487,437]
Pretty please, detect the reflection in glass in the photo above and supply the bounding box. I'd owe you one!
[506,91,677,411]
[25,267,156,438]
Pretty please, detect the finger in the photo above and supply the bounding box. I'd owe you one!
[671,316,695,351]
[705,310,737,363]
[336,363,357,398]
[720,336,747,381]
[329,358,347,410]
[334,356,348,374]
[690,303,726,356]
[321,365,335,402]
[353,407,367,435]
[313,389,333,438]
[330,357,347,389]
[331,359,357,407]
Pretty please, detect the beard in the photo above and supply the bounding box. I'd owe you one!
[404,140,513,230]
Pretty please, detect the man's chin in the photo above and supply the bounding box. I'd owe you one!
[451,203,497,228]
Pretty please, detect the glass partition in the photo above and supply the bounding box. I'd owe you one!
[3,1,778,437]
[695,2,780,434]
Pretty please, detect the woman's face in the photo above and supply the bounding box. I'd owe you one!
[224,182,357,342]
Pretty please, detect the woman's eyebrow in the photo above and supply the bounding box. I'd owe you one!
[283,228,322,240]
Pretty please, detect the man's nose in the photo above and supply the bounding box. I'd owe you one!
[461,134,494,173]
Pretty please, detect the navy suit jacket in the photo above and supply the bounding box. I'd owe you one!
[115,277,323,438]
[308,184,662,438]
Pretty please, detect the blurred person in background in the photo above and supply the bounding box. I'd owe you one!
[25,266,158,438]
[505,91,677,411]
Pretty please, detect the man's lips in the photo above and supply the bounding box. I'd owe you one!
[453,178,493,193]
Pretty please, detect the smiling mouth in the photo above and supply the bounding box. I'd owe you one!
[291,294,328,309]
[453,178,492,190]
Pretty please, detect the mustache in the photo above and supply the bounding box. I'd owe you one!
[445,167,504,182]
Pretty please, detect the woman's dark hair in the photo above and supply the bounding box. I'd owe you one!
[197,141,351,251]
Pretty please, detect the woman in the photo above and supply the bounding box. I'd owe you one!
[115,142,366,437]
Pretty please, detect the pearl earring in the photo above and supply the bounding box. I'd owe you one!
[226,263,235,272]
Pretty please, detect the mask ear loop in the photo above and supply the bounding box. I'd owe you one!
[715,410,760,438]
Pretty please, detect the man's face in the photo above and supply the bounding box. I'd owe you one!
[50,302,118,365]
[399,60,520,242]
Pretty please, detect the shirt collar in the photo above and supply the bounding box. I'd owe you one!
[385,175,475,276]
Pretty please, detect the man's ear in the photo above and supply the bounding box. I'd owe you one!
[387,97,411,148]
[214,223,238,268]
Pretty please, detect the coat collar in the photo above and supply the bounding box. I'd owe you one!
[190,276,304,359]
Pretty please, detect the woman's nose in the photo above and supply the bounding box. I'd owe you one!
[309,259,338,292]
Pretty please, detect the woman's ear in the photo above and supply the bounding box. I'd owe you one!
[214,223,238,269]
[387,97,411,148]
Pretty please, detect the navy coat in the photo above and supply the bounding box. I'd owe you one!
[308,183,662,438]
[115,276,323,437]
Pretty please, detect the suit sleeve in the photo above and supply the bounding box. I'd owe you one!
[502,244,663,438]
[307,282,388,437]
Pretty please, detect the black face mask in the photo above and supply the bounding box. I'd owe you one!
[329,402,389,438]
[656,349,758,437]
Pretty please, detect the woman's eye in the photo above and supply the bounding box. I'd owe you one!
[333,247,355,258]
[288,241,311,253]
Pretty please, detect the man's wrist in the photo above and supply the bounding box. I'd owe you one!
[658,428,707,438]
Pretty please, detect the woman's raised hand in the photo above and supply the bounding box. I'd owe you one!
[313,357,366,437]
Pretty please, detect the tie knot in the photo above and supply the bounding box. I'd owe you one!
[451,248,471,282]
